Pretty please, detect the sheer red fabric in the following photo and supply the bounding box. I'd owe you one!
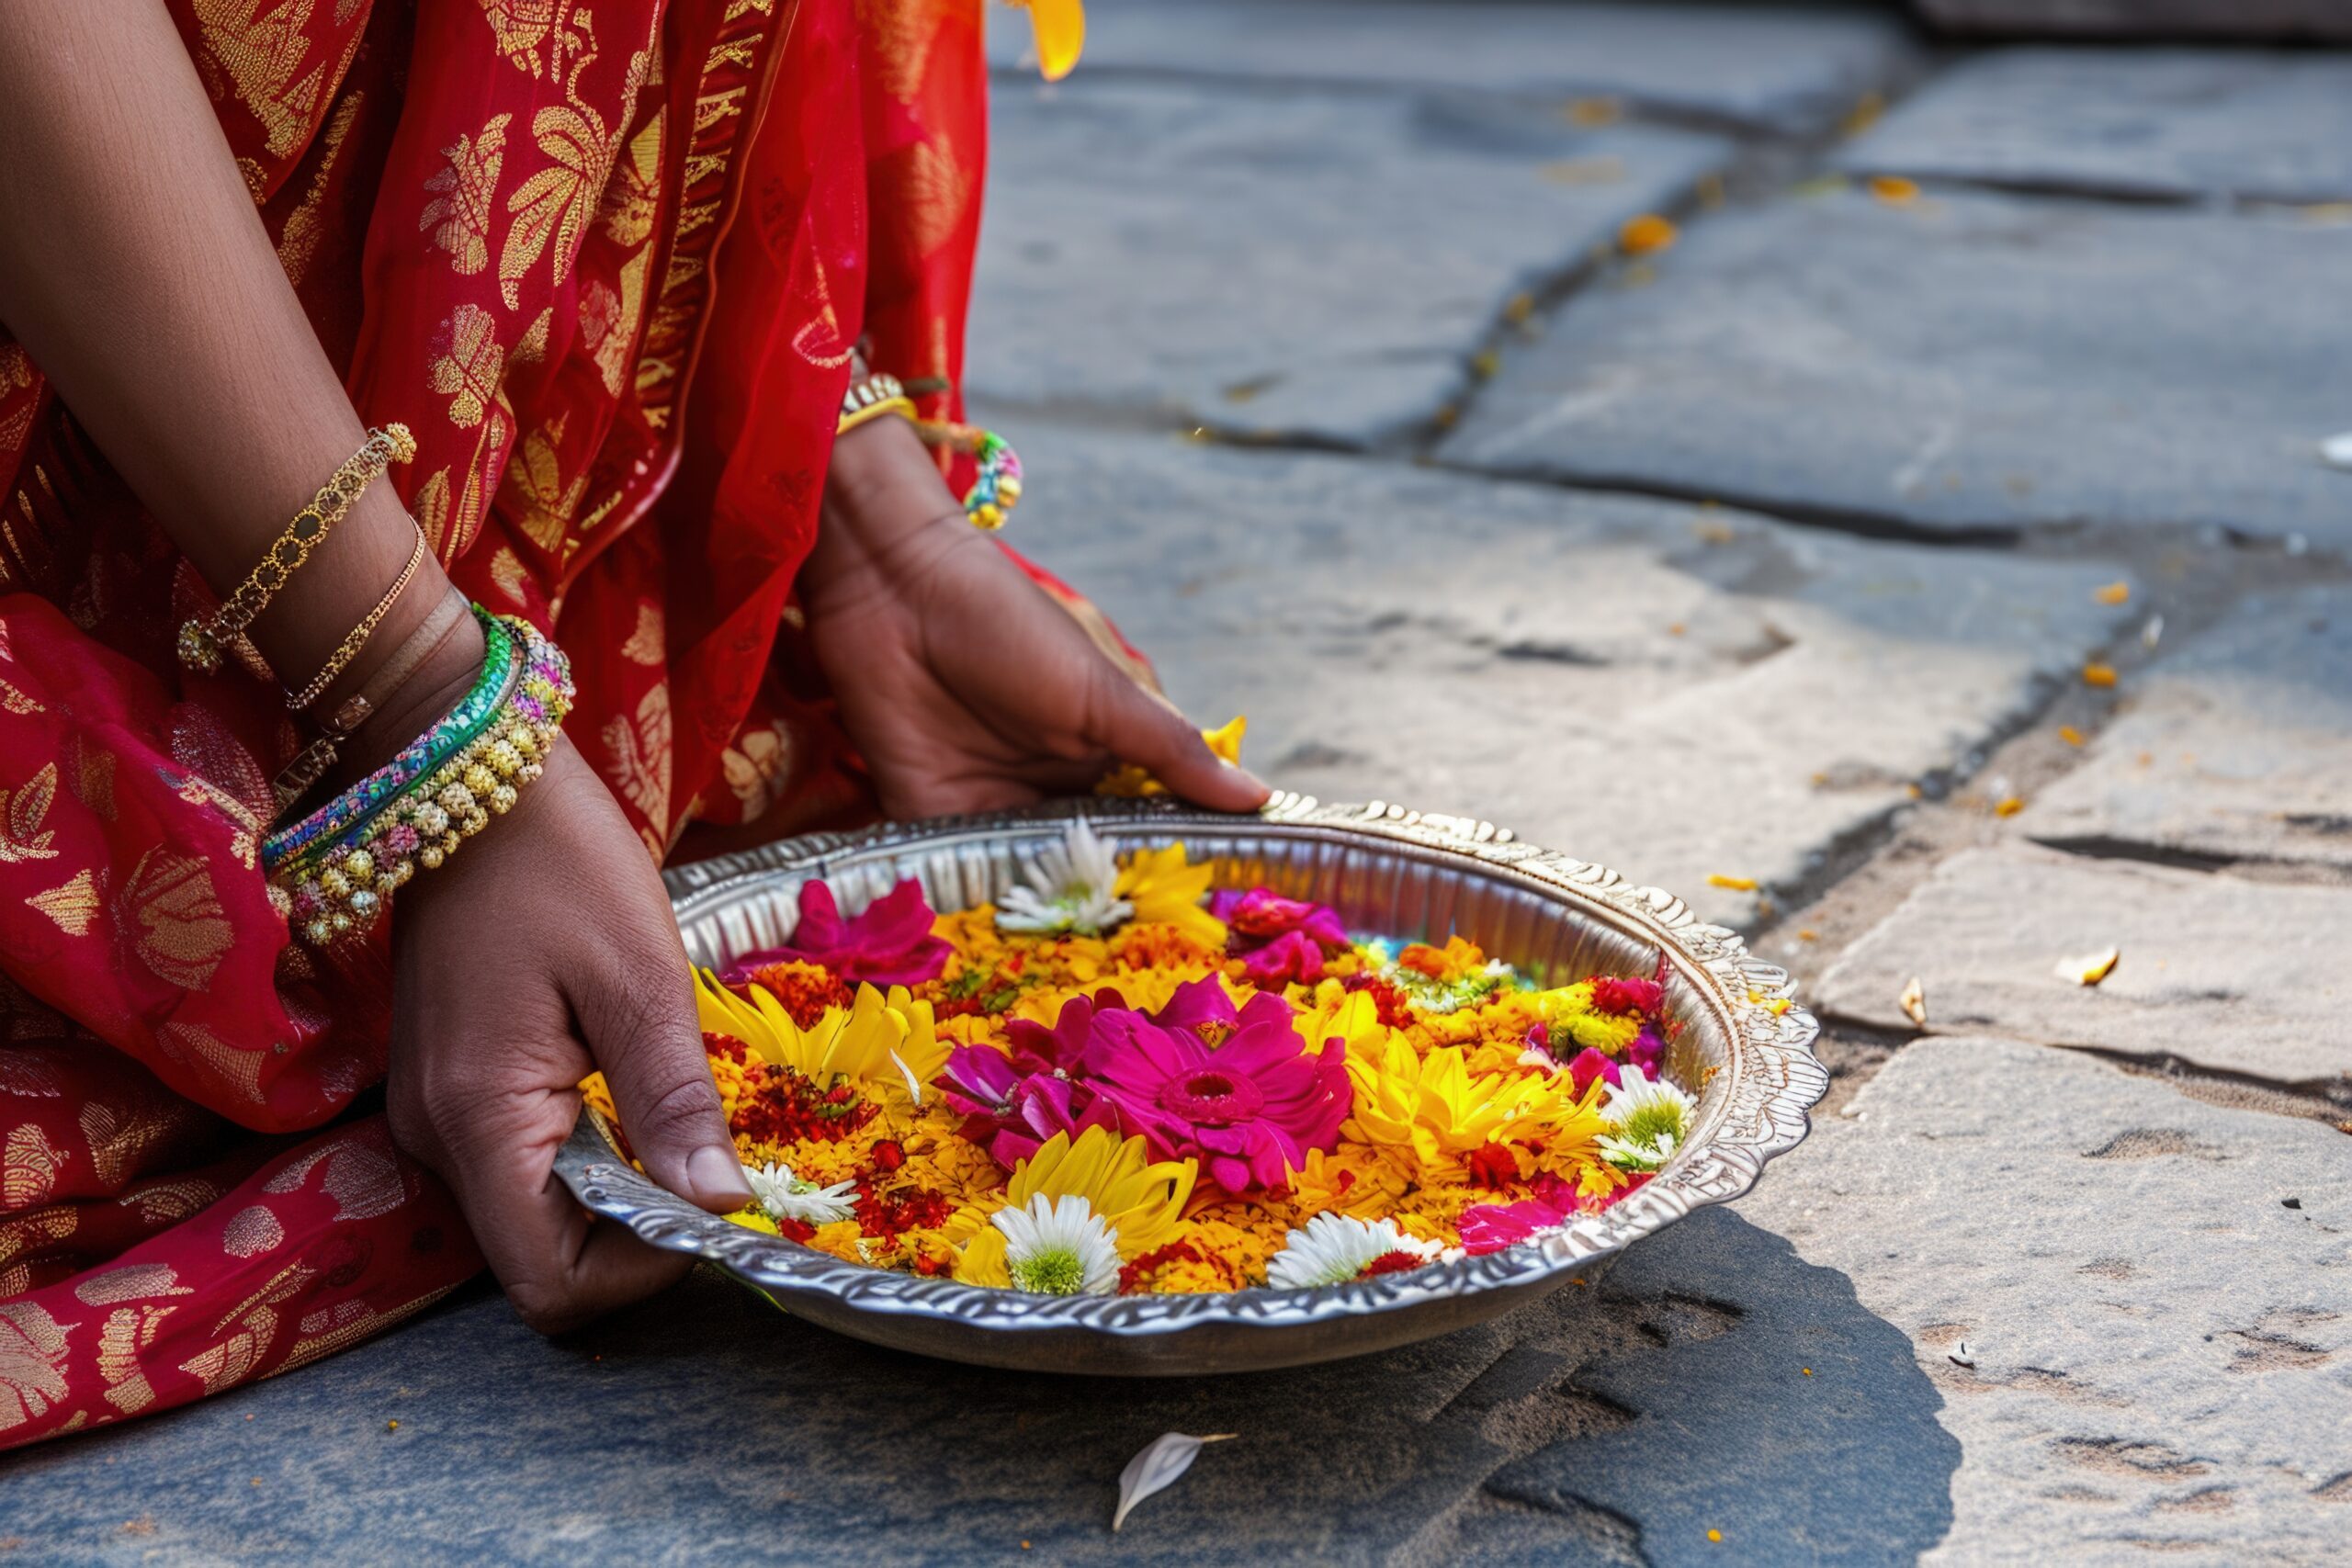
[0,0,1011,1446]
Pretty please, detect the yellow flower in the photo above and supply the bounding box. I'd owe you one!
[1114,841,1226,949]
[952,1127,1196,1283]
[1343,1035,1555,1178]
[1095,716,1247,797]
[1534,984,1645,1056]
[695,973,947,1102]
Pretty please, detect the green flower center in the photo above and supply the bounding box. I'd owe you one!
[1620,1099,1687,1149]
[1011,1246,1088,1295]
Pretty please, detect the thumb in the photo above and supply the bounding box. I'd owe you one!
[1086,661,1271,813]
[580,959,752,1214]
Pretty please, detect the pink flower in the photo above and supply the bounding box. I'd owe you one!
[720,879,949,987]
[1242,930,1329,987]
[1213,887,1349,952]
[1565,1047,1621,1098]
[1589,976,1664,1016]
[1457,1172,1653,1255]
[1081,1006,1350,1197]
[1003,990,1129,1076]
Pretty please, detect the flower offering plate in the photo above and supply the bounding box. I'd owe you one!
[554,795,1826,1374]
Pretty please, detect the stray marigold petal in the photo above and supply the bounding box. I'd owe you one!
[1867,175,1919,206]
[2055,945,2120,987]
[1993,795,2024,818]
[2058,725,2085,747]
[1898,976,1928,1027]
[2082,663,2119,689]
[1706,874,1758,892]
[2093,581,2131,606]
[1618,213,1678,256]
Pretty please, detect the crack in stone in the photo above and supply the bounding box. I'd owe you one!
[2082,1128,2225,1162]
[2051,1437,2213,1480]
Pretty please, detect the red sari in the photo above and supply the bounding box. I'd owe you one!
[0,0,1039,1446]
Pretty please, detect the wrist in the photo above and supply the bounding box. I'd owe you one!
[327,604,489,782]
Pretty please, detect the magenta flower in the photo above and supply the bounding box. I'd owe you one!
[1457,1172,1653,1255]
[1003,989,1130,1076]
[1242,930,1329,987]
[1151,976,1294,1048]
[1565,1046,1621,1099]
[720,879,949,987]
[1081,1005,1349,1196]
[1213,887,1348,952]
[936,1047,1122,1169]
[1625,1026,1666,1079]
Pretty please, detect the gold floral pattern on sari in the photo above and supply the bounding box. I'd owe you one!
[0,765,59,864]
[117,852,232,992]
[191,0,332,159]
[25,872,99,938]
[421,112,513,276]
[601,682,673,826]
[0,1300,70,1432]
[2,1126,63,1211]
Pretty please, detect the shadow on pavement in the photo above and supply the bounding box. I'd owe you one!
[0,1208,1956,1566]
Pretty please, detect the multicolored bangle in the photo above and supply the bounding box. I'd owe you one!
[266,607,573,946]
[914,420,1023,530]
[262,607,517,868]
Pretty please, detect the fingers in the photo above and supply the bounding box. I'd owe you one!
[1085,661,1272,813]
[574,951,753,1215]
[388,1032,694,1337]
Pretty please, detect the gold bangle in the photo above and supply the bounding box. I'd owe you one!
[284,520,427,713]
[836,394,916,437]
[177,423,417,673]
[839,370,913,435]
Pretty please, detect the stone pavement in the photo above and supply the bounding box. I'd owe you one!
[7,3,2350,1562]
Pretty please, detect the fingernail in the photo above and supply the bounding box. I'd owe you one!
[687,1145,753,1207]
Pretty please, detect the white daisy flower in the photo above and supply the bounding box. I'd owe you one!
[993,1194,1122,1296]
[1264,1213,1442,1291]
[1597,1129,1679,1172]
[996,819,1134,935]
[744,1160,858,1226]
[1598,1065,1695,1172]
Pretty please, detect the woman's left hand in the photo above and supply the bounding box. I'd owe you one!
[801,416,1268,821]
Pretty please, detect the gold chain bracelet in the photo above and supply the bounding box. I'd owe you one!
[177,423,416,673]
[285,519,427,713]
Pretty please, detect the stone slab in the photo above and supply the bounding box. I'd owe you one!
[970,77,1733,446]
[1740,1035,2352,1567]
[1838,47,2352,204]
[2030,585,2352,872]
[984,0,1920,139]
[983,418,2137,929]
[0,1208,1960,1565]
[1441,186,2352,547]
[1816,844,2352,1087]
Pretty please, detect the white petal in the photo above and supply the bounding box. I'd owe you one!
[1113,1432,1236,1531]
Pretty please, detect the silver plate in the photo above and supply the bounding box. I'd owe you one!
[554,794,1826,1374]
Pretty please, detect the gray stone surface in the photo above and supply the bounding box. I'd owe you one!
[985,0,1920,138]
[1440,186,2352,546]
[1816,844,2352,1087]
[0,1209,1959,1565]
[971,77,1732,446]
[991,418,2139,928]
[1838,48,2352,204]
[1741,1036,2352,1567]
[2030,586,2352,872]
[1913,0,2352,42]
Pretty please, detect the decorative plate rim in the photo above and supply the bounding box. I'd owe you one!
[555,794,1828,1337]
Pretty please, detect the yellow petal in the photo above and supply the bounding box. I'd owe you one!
[1021,0,1085,82]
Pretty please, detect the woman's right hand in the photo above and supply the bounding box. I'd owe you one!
[385,736,752,1335]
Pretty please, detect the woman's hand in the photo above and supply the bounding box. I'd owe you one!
[802,417,1270,820]
[386,736,752,1335]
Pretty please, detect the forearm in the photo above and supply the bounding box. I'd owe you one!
[0,0,454,710]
